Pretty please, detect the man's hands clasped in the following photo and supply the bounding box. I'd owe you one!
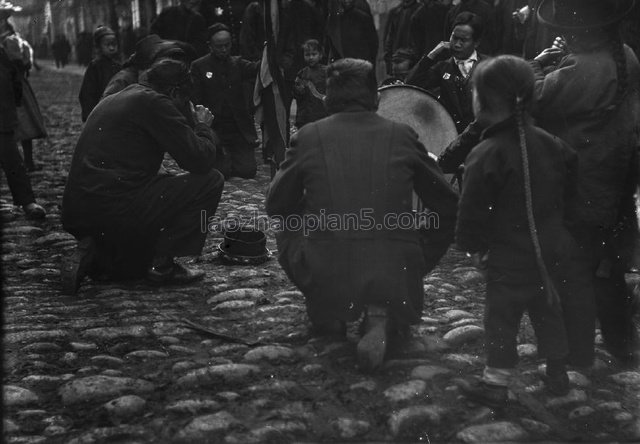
[191,102,214,126]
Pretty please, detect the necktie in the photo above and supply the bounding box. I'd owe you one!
[458,59,474,78]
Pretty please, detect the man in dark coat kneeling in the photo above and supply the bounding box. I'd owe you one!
[62,59,224,294]
[266,58,458,372]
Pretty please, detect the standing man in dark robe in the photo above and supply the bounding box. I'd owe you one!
[200,0,250,54]
[495,0,529,55]
[62,59,223,294]
[191,23,260,179]
[266,58,458,372]
[383,0,421,75]
[409,0,450,57]
[239,0,265,62]
[326,0,379,65]
[151,0,208,57]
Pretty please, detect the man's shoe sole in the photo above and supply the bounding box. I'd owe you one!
[146,269,205,286]
[61,238,95,295]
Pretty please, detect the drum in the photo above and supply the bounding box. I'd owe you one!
[377,84,458,211]
[377,84,458,158]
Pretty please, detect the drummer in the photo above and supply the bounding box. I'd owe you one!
[266,58,458,372]
[406,11,488,133]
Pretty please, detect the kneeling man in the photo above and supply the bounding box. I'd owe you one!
[266,58,458,371]
[62,59,224,293]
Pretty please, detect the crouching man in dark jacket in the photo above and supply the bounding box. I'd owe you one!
[266,58,458,372]
[62,59,224,294]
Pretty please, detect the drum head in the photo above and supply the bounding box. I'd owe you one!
[377,84,458,158]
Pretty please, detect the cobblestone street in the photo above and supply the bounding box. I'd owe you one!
[2,65,640,443]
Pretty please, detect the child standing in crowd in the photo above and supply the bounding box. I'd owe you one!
[455,55,586,407]
[381,47,419,85]
[79,26,121,122]
[293,39,327,129]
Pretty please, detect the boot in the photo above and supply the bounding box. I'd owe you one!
[146,257,205,285]
[61,237,96,295]
[357,305,390,372]
[457,377,509,408]
[543,358,570,396]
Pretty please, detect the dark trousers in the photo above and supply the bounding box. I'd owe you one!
[0,132,35,206]
[213,120,257,179]
[80,170,224,279]
[574,228,639,358]
[484,279,568,369]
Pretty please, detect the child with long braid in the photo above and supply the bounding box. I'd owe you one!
[455,55,585,407]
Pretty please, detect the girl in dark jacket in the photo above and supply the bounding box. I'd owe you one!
[455,55,593,407]
[78,26,121,122]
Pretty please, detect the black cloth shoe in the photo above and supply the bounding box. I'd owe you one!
[457,377,509,408]
[61,237,96,295]
[146,260,205,285]
[357,306,390,372]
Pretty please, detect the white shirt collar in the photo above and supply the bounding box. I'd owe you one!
[454,50,478,64]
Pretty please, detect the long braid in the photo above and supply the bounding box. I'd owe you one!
[516,98,561,308]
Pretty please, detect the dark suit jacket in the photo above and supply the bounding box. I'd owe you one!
[190,54,259,142]
[406,53,487,133]
[266,108,458,324]
[409,0,449,56]
[383,0,421,73]
[330,8,378,64]
[63,83,217,232]
[78,55,122,122]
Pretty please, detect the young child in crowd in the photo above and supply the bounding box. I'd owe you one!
[380,47,418,86]
[391,47,417,82]
[79,26,121,121]
[293,39,328,129]
[455,55,585,407]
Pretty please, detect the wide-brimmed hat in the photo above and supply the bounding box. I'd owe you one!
[217,229,271,265]
[537,0,635,30]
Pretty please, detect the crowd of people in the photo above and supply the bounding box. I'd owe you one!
[0,0,639,410]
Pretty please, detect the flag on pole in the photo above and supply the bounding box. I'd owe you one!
[254,0,288,176]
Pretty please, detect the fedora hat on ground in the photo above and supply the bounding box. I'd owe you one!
[537,0,635,30]
[217,229,271,265]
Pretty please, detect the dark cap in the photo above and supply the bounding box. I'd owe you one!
[392,47,418,63]
[153,41,186,63]
[207,22,230,39]
[93,26,116,46]
[146,58,191,88]
[131,34,163,68]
